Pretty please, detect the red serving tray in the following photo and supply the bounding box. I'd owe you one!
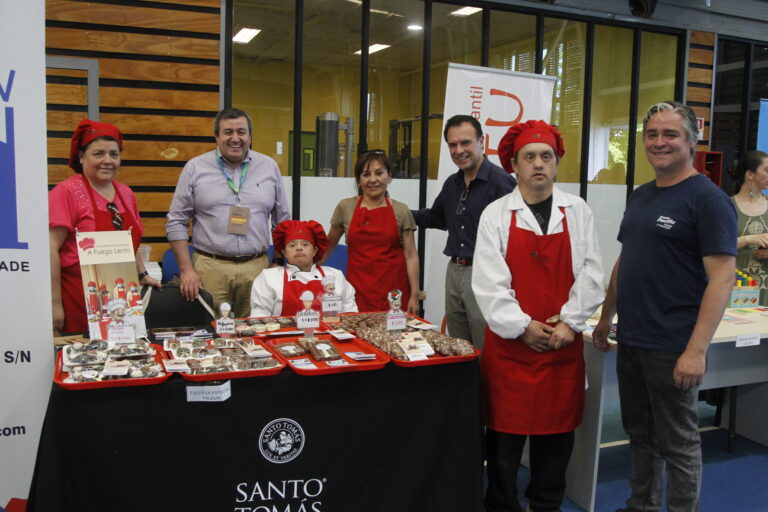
[214,316,308,337]
[168,338,286,382]
[381,343,481,367]
[347,313,481,367]
[54,343,171,390]
[266,335,390,375]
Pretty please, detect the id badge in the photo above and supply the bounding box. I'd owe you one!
[227,206,250,235]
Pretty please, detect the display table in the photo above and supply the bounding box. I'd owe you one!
[27,361,484,512]
[568,308,768,512]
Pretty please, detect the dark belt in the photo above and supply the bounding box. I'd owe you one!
[450,256,473,266]
[194,248,264,263]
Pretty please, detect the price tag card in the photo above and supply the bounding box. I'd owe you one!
[296,310,321,329]
[216,317,235,335]
[322,296,342,313]
[346,351,376,361]
[401,332,435,356]
[101,359,130,376]
[108,324,135,344]
[386,311,407,331]
[328,328,355,340]
[162,359,191,372]
[406,318,438,330]
[326,359,353,367]
[397,340,431,360]
[290,358,317,369]
[186,380,231,402]
[736,333,761,347]
[241,345,272,358]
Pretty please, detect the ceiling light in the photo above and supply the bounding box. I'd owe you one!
[450,7,482,16]
[354,44,391,55]
[407,24,423,31]
[233,28,261,44]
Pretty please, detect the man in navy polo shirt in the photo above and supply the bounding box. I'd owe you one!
[593,102,736,512]
[412,115,516,349]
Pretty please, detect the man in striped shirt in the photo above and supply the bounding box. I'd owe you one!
[166,108,291,317]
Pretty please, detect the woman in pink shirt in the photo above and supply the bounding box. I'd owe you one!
[49,119,160,334]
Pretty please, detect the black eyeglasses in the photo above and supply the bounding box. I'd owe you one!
[456,189,469,216]
[106,202,124,230]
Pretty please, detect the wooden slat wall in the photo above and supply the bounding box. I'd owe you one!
[46,0,221,261]
[686,30,715,152]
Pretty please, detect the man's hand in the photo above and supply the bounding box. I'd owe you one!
[179,268,202,301]
[591,318,613,352]
[520,320,554,352]
[673,348,706,389]
[549,322,576,350]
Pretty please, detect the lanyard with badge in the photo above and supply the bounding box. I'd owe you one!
[217,150,251,235]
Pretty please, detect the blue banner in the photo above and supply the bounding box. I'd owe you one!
[759,99,768,153]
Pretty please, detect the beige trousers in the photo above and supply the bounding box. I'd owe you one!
[192,252,269,318]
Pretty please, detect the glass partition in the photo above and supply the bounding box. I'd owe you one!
[543,18,586,184]
[634,31,678,185]
[232,0,295,175]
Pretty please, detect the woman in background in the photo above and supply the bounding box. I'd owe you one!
[323,150,419,313]
[730,150,768,304]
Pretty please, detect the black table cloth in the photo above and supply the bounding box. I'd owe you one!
[28,361,483,512]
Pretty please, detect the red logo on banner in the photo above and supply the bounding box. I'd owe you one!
[78,237,95,250]
[483,88,525,156]
[485,89,524,127]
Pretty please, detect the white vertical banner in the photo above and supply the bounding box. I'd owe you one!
[0,1,54,511]
[423,63,556,327]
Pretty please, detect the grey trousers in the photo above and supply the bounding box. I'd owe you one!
[617,343,702,512]
[445,261,487,349]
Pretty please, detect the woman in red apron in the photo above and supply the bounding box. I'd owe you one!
[249,220,358,317]
[49,119,160,334]
[475,121,604,512]
[323,151,420,313]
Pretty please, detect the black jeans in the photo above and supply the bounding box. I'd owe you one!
[485,428,574,512]
[617,343,702,512]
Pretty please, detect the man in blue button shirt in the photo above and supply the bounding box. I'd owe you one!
[167,108,291,317]
[413,115,516,348]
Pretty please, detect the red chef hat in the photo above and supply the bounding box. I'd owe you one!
[272,220,329,262]
[497,120,565,173]
[69,119,124,173]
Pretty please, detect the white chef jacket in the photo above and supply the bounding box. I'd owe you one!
[250,263,358,317]
[472,186,605,340]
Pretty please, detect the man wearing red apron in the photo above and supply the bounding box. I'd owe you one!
[472,121,605,512]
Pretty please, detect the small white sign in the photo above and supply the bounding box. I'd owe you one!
[163,359,191,372]
[386,311,407,331]
[346,351,376,361]
[328,328,355,340]
[322,296,342,314]
[101,359,130,376]
[216,317,235,335]
[296,309,320,329]
[736,332,761,347]
[326,359,352,367]
[407,318,438,330]
[186,380,231,402]
[290,358,317,369]
[108,324,135,344]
